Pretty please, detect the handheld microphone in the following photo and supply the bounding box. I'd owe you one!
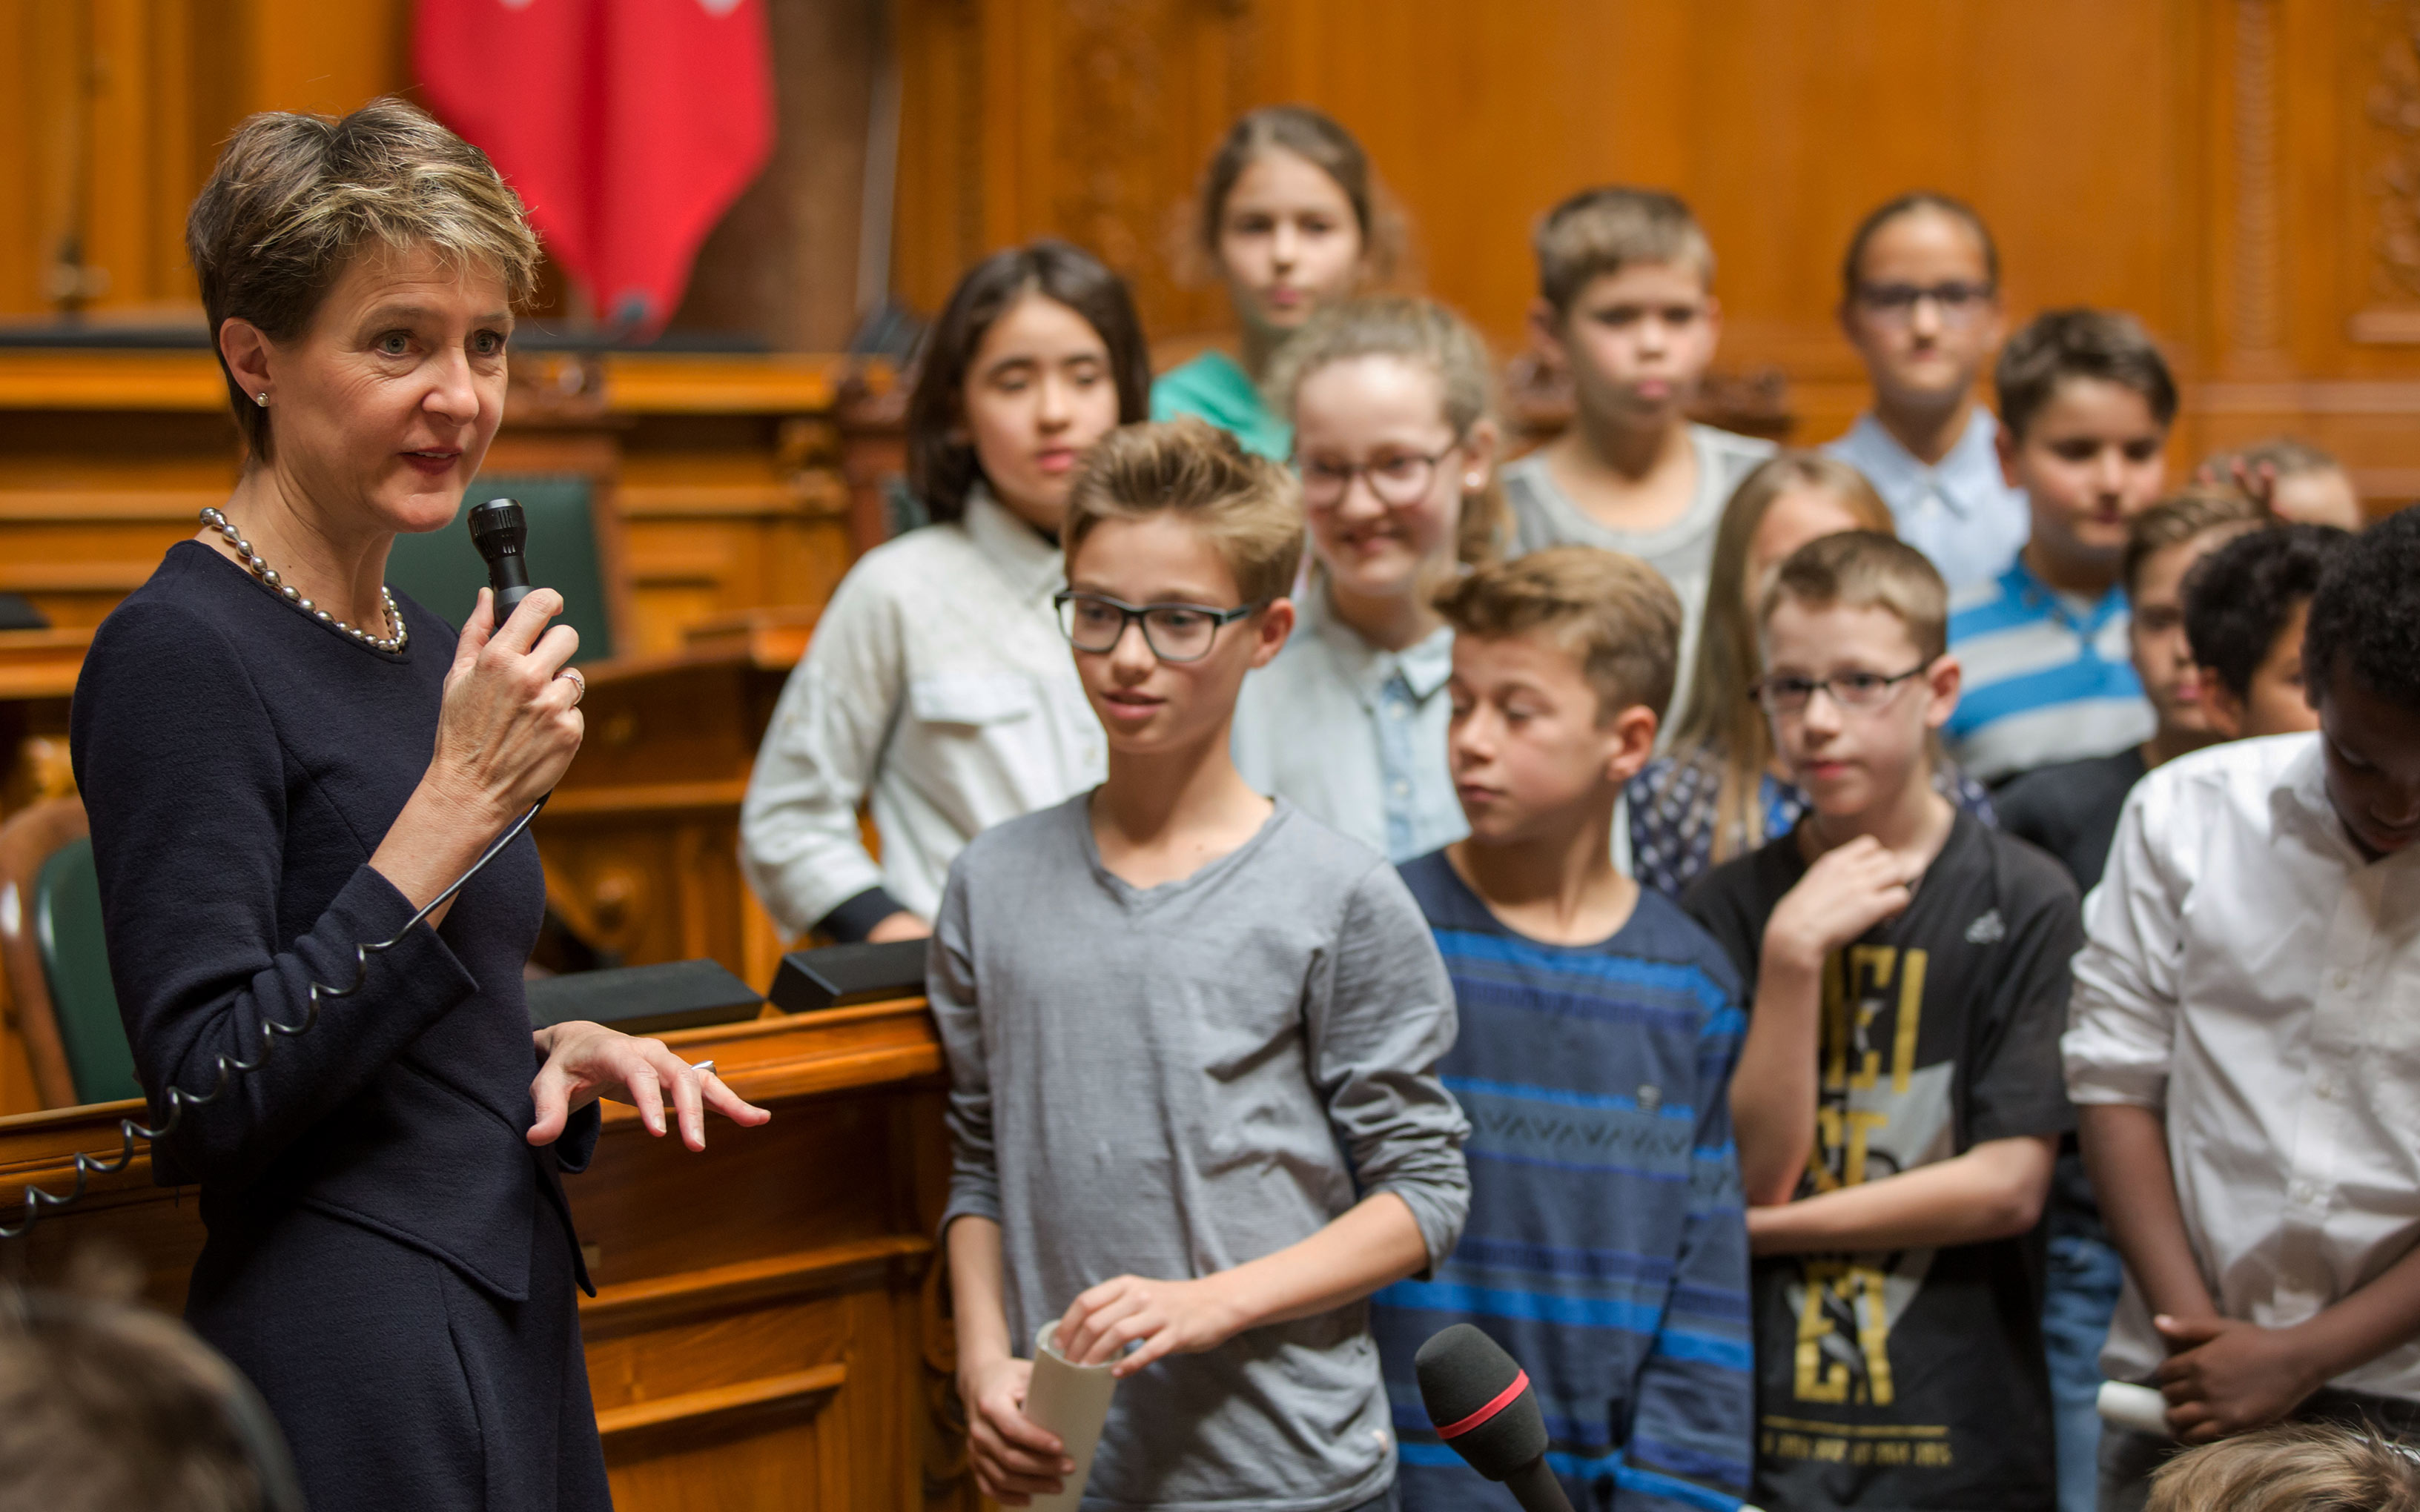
[468,498,533,614]
[1415,1324,1576,1512]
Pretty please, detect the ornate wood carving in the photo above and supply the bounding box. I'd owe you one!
[2357,0,2420,340]
[2234,0,2284,354]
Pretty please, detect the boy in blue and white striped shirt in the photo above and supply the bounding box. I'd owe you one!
[1371,546,1753,1512]
[1946,310,2174,784]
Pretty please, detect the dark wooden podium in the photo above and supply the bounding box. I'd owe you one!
[0,998,979,1512]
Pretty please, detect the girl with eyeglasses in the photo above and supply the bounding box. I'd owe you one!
[1628,453,1996,898]
[1151,107,1397,460]
[1227,297,1504,861]
[741,242,1152,945]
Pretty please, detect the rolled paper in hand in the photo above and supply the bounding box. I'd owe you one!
[1022,1320,1120,1512]
[2097,1380,2172,1437]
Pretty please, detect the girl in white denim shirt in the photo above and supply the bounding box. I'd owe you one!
[741,242,1152,942]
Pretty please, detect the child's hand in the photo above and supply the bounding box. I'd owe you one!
[2152,1314,2325,1442]
[1765,835,1916,970]
[1057,1274,1249,1378]
[959,1354,1070,1505]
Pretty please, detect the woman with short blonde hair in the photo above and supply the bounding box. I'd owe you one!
[73,99,767,1511]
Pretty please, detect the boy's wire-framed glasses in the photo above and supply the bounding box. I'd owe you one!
[1297,445,1461,509]
[1750,664,1931,714]
[1054,590,1263,663]
[1851,281,1995,326]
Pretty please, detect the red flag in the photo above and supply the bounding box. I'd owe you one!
[414,0,773,336]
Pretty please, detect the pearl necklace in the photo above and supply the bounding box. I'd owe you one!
[199,506,408,653]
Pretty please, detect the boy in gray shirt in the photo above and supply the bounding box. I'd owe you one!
[1509,188,1776,735]
[934,418,1470,1512]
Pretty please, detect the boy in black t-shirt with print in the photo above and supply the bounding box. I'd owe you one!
[1685,531,2080,1512]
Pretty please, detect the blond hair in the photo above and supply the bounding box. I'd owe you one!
[2146,1424,2420,1512]
[1432,546,1682,723]
[1659,455,1897,863]
[1533,187,1713,312]
[1267,296,1507,567]
[1762,530,1949,660]
[0,1288,269,1511]
[187,98,541,461]
[1063,418,1304,606]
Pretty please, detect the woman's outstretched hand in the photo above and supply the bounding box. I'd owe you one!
[527,1021,773,1150]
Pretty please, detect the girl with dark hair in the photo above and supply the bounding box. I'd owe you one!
[1152,105,1392,460]
[741,242,1151,944]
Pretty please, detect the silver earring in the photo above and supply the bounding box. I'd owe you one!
[255,391,269,407]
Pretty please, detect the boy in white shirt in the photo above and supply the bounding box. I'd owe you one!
[2066,506,2420,1510]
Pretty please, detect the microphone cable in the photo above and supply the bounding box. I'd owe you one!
[0,796,547,1241]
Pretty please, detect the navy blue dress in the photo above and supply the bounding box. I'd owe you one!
[72,540,612,1511]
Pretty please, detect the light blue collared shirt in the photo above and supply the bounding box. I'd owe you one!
[1231,588,1464,863]
[1824,406,2032,593]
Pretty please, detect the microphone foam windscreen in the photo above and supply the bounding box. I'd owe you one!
[1414,1323,1548,1480]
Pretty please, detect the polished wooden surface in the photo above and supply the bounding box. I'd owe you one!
[538,626,807,992]
[0,998,979,1511]
[0,348,877,655]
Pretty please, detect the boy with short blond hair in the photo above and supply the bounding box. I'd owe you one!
[1508,187,1776,733]
[1685,531,2080,1511]
[1369,545,1753,1512]
[1949,308,2176,783]
[935,417,1471,1512]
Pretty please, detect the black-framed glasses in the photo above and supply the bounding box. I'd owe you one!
[1851,281,1995,325]
[1750,664,1930,715]
[1297,445,1461,509]
[1053,591,1263,663]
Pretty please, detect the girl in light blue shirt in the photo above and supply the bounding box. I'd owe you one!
[1232,297,1503,860]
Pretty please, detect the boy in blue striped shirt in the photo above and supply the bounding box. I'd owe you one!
[1372,546,1753,1512]
[1946,309,2173,783]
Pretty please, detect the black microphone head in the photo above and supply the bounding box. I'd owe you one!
[468,497,527,557]
[1415,1323,1548,1481]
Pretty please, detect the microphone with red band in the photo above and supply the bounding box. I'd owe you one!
[1414,1324,1576,1512]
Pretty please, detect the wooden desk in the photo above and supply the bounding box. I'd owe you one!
[538,627,806,991]
[0,999,976,1512]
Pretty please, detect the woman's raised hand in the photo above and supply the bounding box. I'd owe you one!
[432,587,585,823]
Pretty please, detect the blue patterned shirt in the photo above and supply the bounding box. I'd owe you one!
[1374,851,1753,1512]
[1945,559,2153,784]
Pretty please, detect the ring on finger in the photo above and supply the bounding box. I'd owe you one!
[557,667,586,706]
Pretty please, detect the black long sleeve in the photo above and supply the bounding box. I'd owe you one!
[73,543,580,1301]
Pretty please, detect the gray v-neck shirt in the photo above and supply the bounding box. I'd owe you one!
[932,795,1469,1511]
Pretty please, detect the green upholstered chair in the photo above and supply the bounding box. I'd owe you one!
[0,798,139,1107]
[35,836,140,1104]
[383,475,621,663]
